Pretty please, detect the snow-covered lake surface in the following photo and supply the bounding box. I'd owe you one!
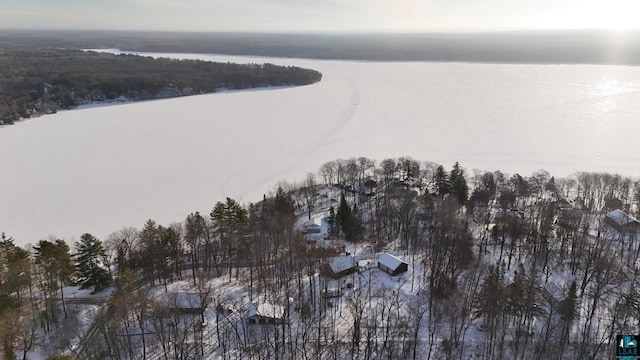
[3,51,640,246]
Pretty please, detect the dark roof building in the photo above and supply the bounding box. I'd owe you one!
[377,253,408,276]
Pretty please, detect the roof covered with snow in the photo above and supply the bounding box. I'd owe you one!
[544,282,565,302]
[606,209,639,226]
[303,217,322,228]
[329,256,357,274]
[162,291,204,309]
[247,301,285,319]
[553,199,572,209]
[378,253,407,271]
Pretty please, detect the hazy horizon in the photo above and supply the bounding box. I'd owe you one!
[2,0,640,33]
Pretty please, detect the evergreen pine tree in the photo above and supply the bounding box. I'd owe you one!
[473,265,505,325]
[75,233,110,292]
[34,239,75,293]
[160,226,182,281]
[327,206,336,238]
[211,197,248,241]
[449,161,469,205]
[558,280,578,321]
[506,264,527,316]
[274,186,295,216]
[435,165,449,197]
[524,266,544,317]
[336,193,362,241]
[473,265,507,357]
[558,280,578,345]
[0,236,31,298]
[137,219,165,284]
[34,239,76,320]
[336,193,350,235]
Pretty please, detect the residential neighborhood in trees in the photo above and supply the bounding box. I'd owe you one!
[2,157,640,359]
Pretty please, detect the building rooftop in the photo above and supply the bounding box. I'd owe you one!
[329,256,357,274]
[606,209,639,226]
[378,253,406,271]
[247,301,285,319]
[161,291,204,309]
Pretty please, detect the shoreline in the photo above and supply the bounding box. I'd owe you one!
[0,47,321,127]
[0,84,298,129]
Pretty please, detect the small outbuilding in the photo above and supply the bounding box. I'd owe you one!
[543,281,565,307]
[552,199,573,210]
[321,256,358,279]
[246,301,285,325]
[322,288,342,298]
[377,253,408,276]
[605,209,640,234]
[302,218,322,234]
[162,292,207,315]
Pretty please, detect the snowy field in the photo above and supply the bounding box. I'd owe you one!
[3,51,640,245]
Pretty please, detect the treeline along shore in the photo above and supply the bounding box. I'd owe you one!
[0,47,322,124]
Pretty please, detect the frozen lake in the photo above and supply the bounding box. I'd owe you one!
[3,52,640,245]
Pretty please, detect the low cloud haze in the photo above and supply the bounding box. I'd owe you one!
[1,0,639,32]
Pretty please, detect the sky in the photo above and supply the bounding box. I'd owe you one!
[0,0,639,33]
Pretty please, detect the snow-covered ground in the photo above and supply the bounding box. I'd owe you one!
[4,51,640,245]
[54,285,114,300]
[111,252,435,359]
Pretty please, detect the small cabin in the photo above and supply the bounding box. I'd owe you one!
[302,218,322,234]
[377,253,408,276]
[246,301,285,325]
[162,292,207,315]
[544,281,565,307]
[322,288,342,298]
[321,256,358,279]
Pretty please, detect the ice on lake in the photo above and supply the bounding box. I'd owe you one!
[3,52,640,245]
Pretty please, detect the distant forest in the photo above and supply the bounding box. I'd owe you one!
[0,47,322,124]
[1,29,640,64]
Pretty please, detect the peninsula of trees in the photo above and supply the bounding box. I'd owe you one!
[0,47,322,124]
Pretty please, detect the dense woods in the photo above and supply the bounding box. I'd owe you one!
[0,47,322,124]
[2,157,640,359]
